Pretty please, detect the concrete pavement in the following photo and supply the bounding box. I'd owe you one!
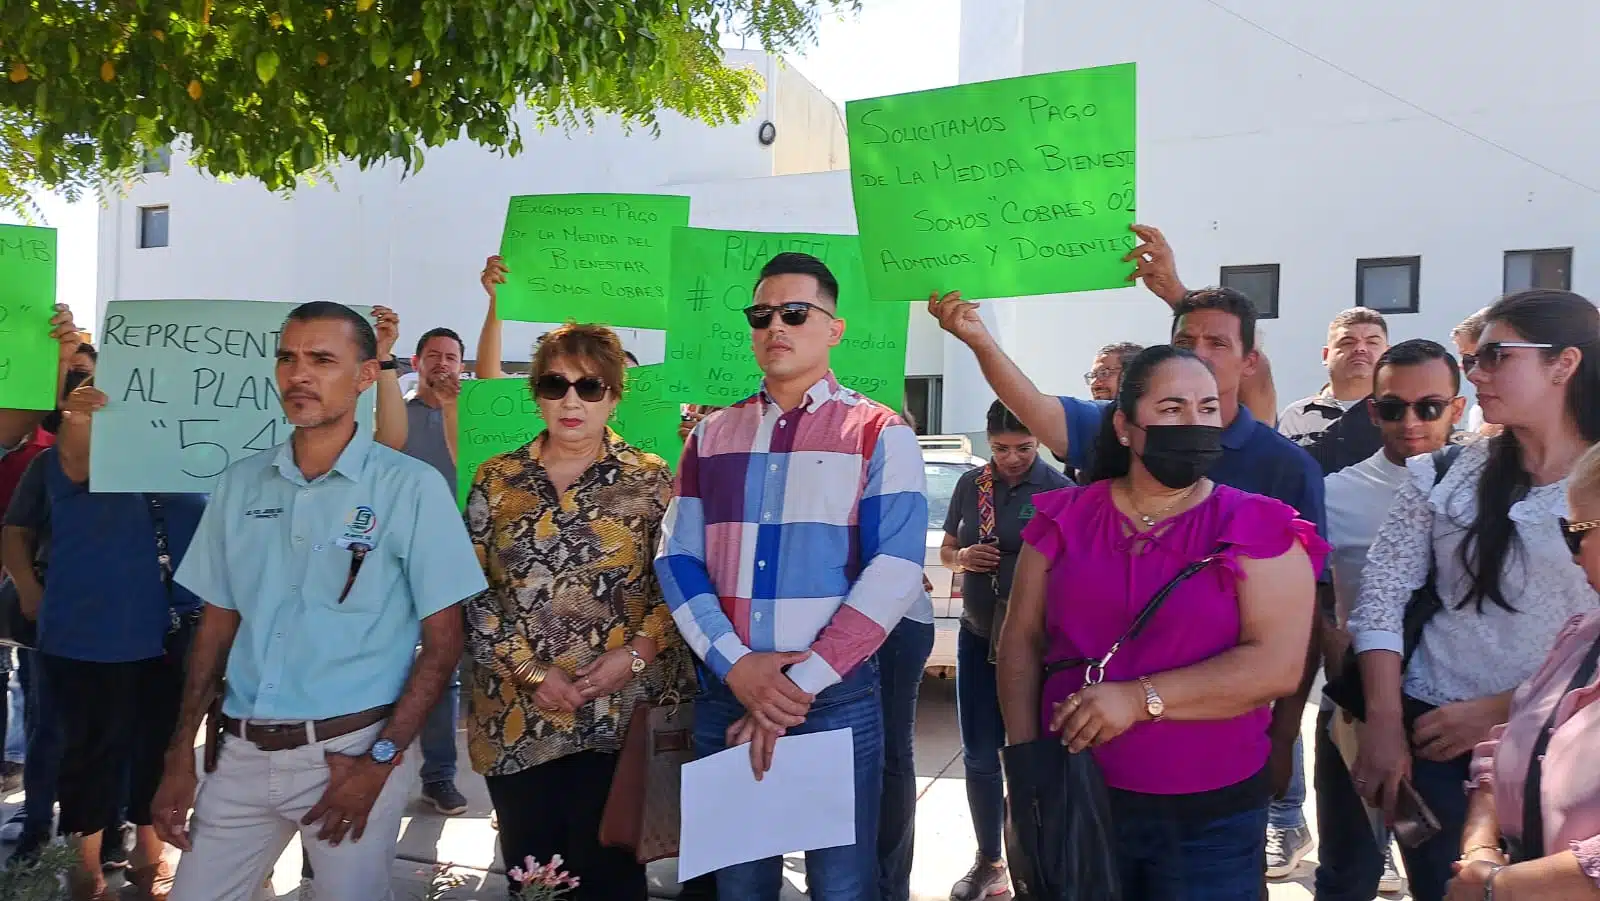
[0,676,1408,899]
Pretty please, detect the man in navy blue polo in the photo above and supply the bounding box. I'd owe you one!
[930,260,1326,882]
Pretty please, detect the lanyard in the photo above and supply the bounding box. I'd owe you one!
[145,495,173,591]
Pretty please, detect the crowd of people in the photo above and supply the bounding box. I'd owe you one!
[0,220,1596,901]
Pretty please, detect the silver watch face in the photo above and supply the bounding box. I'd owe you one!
[369,738,399,764]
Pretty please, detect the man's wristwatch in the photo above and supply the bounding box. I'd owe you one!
[379,357,398,371]
[627,647,647,675]
[368,738,399,765]
[1138,676,1165,722]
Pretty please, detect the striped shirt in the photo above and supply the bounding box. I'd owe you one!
[654,373,927,694]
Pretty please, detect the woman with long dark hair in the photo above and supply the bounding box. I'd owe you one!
[1350,289,1600,901]
[998,345,1325,899]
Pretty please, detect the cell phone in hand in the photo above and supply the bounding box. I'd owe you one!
[1391,779,1442,848]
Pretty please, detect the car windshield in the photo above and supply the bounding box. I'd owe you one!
[925,461,976,530]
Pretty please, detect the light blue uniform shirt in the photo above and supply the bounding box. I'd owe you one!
[176,426,486,721]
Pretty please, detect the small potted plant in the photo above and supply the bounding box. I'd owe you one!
[507,855,580,901]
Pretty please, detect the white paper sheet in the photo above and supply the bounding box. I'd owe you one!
[677,727,856,882]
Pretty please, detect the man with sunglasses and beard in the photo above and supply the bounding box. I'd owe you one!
[1317,340,1466,901]
[656,252,927,901]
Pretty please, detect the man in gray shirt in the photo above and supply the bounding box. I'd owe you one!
[402,327,468,815]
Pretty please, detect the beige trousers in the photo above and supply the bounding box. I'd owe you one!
[168,721,419,901]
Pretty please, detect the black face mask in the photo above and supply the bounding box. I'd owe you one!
[1136,424,1224,489]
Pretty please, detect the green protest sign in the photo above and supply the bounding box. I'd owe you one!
[495,193,691,329]
[91,300,375,493]
[846,63,1137,301]
[454,365,683,509]
[662,228,910,409]
[0,224,60,410]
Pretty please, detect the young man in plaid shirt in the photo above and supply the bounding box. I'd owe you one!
[656,252,927,900]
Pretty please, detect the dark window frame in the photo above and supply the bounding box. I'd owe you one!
[1218,263,1280,320]
[903,375,943,435]
[1355,256,1421,314]
[1503,247,1573,292]
[138,205,170,249]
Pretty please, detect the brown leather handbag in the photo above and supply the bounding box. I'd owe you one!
[599,691,696,863]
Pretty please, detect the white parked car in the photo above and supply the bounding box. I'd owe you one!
[918,435,984,675]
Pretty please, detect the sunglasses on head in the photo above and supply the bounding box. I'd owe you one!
[1461,341,1556,374]
[534,373,609,402]
[1373,397,1452,423]
[1560,517,1600,556]
[742,302,834,330]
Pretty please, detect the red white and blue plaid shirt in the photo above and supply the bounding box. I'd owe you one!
[654,373,927,693]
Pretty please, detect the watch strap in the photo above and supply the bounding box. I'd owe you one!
[379,357,398,371]
[1139,676,1164,721]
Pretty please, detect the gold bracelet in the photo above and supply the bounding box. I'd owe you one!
[1461,843,1506,861]
[512,658,547,687]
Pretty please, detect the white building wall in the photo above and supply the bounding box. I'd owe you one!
[972,0,1600,409]
[96,50,859,367]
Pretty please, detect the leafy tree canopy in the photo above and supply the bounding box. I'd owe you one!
[0,0,852,215]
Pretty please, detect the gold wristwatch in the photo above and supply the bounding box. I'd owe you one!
[1138,676,1165,722]
[627,647,647,674]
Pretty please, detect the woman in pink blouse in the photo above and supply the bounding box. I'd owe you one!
[998,345,1327,900]
[1447,442,1600,900]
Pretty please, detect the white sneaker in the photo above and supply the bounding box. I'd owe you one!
[1377,846,1403,894]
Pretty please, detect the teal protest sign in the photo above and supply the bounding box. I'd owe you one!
[90,300,375,493]
[454,365,682,509]
[846,63,1137,301]
[496,193,691,329]
[0,224,60,410]
[662,228,910,409]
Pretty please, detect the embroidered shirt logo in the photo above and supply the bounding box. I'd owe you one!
[245,507,284,520]
[337,505,377,551]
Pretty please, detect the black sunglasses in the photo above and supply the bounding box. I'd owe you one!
[1560,517,1599,556]
[534,373,609,402]
[742,302,834,330]
[1373,398,1452,423]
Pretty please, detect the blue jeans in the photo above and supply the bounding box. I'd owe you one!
[956,626,1006,863]
[1313,709,1388,901]
[876,620,932,901]
[419,662,460,784]
[1114,803,1269,901]
[694,659,884,901]
[5,650,23,764]
[18,649,61,840]
[1267,735,1307,830]
[1397,751,1471,901]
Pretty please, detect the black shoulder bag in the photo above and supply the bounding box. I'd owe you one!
[1002,546,1228,901]
[1323,444,1464,721]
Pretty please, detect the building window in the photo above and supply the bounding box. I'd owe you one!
[140,145,172,174]
[903,376,942,435]
[1218,264,1280,319]
[1356,256,1421,314]
[138,206,170,249]
[1504,248,1572,292]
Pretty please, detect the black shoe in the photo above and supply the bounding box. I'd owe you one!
[421,780,469,816]
[101,822,132,872]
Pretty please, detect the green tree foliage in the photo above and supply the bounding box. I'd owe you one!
[0,0,852,214]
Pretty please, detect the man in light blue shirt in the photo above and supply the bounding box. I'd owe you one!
[151,302,486,901]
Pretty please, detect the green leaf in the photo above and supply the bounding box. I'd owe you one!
[370,35,390,68]
[255,50,280,83]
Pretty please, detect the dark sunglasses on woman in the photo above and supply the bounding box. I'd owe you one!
[1372,398,1452,423]
[1461,341,1556,374]
[534,373,609,402]
[1559,517,1599,557]
[742,302,835,330]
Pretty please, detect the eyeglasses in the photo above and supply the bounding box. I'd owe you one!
[1463,342,1556,374]
[1373,398,1452,423]
[1083,368,1121,385]
[742,302,834,330]
[534,373,609,402]
[1559,517,1600,556]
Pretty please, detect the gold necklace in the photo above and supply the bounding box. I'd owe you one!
[1123,480,1198,529]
